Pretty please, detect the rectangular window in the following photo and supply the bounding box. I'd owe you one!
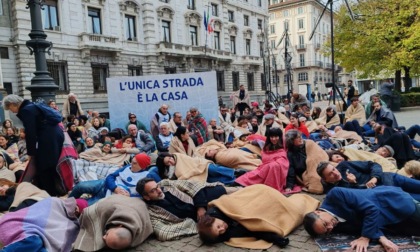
[270,24,275,34]
[284,21,289,31]
[125,15,136,41]
[228,10,234,22]
[214,31,220,50]
[247,72,254,91]
[298,72,308,81]
[244,15,249,26]
[187,0,195,10]
[0,1,3,15]
[245,39,251,55]
[299,54,305,67]
[230,36,236,54]
[283,10,288,17]
[3,83,12,95]
[270,40,276,49]
[91,63,108,92]
[165,67,176,74]
[88,8,101,34]
[257,19,262,30]
[42,0,59,30]
[298,35,305,48]
[298,19,304,29]
[232,71,239,90]
[0,47,9,59]
[211,4,218,17]
[298,7,303,14]
[162,21,171,42]
[190,25,198,46]
[259,41,264,57]
[128,65,143,76]
[216,71,225,91]
[261,73,266,90]
[47,60,69,92]
[258,0,262,7]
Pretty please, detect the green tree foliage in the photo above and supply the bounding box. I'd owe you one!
[332,0,420,87]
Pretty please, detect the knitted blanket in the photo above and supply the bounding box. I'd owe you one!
[209,184,320,249]
[0,197,79,252]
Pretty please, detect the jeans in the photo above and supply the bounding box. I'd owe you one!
[207,164,235,185]
[405,125,420,139]
[69,179,106,205]
[310,132,322,141]
[2,235,46,252]
[362,123,375,137]
[385,173,420,201]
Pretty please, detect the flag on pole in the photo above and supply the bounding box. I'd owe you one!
[208,19,214,34]
[204,10,209,31]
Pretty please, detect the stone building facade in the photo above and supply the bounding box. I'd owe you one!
[268,0,341,97]
[0,0,268,112]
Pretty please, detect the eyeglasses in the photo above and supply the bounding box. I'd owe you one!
[130,116,136,119]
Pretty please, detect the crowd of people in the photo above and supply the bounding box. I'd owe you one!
[0,84,420,251]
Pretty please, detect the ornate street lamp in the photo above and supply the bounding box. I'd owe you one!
[25,0,58,103]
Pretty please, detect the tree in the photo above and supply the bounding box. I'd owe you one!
[331,0,420,91]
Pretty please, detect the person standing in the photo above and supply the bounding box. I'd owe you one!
[62,93,84,118]
[346,80,355,106]
[231,85,250,115]
[3,95,65,196]
[380,79,394,109]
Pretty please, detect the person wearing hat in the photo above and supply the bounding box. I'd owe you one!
[317,160,420,201]
[69,153,159,205]
[257,113,282,137]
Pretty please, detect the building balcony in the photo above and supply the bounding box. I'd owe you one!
[325,63,332,69]
[296,44,306,51]
[242,55,262,65]
[156,42,233,62]
[78,33,122,62]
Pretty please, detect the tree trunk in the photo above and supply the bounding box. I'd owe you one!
[404,66,412,92]
[395,70,402,92]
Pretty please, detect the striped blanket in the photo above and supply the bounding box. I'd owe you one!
[71,159,119,183]
[0,197,80,252]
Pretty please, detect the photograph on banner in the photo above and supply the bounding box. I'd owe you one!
[107,71,218,131]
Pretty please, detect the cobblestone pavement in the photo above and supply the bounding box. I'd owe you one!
[134,193,325,252]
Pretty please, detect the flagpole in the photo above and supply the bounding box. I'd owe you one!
[204,4,210,56]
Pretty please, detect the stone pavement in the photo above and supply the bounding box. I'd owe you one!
[135,193,326,252]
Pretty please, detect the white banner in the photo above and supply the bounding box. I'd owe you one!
[107,71,218,131]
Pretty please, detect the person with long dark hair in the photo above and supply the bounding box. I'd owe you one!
[168,126,196,156]
[235,128,292,193]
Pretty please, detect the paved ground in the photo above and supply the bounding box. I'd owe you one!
[134,103,419,252]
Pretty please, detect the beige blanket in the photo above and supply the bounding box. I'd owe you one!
[315,112,340,128]
[74,195,152,251]
[169,137,196,157]
[195,139,226,157]
[214,149,261,170]
[331,129,363,144]
[276,112,290,126]
[173,153,212,181]
[231,139,262,156]
[209,184,320,249]
[302,140,329,194]
[79,146,130,166]
[10,182,50,209]
[305,121,319,133]
[343,148,398,172]
[344,103,366,125]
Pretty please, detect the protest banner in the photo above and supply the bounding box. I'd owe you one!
[107,71,218,131]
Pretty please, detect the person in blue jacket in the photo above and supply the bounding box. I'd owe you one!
[3,95,64,196]
[304,186,420,252]
[69,153,159,205]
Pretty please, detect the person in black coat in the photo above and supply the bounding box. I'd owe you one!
[3,95,65,196]
[197,206,289,247]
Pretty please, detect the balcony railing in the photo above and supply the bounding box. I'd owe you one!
[296,44,306,50]
[78,33,121,50]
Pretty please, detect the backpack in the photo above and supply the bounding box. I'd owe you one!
[34,102,63,125]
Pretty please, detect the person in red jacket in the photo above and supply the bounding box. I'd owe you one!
[284,112,309,139]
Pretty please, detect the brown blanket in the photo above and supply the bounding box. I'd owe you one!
[344,103,366,125]
[302,140,329,194]
[209,184,320,249]
[10,182,50,209]
[214,149,261,170]
[169,137,196,157]
[173,153,212,181]
[343,148,398,172]
[79,146,130,166]
[73,195,152,251]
